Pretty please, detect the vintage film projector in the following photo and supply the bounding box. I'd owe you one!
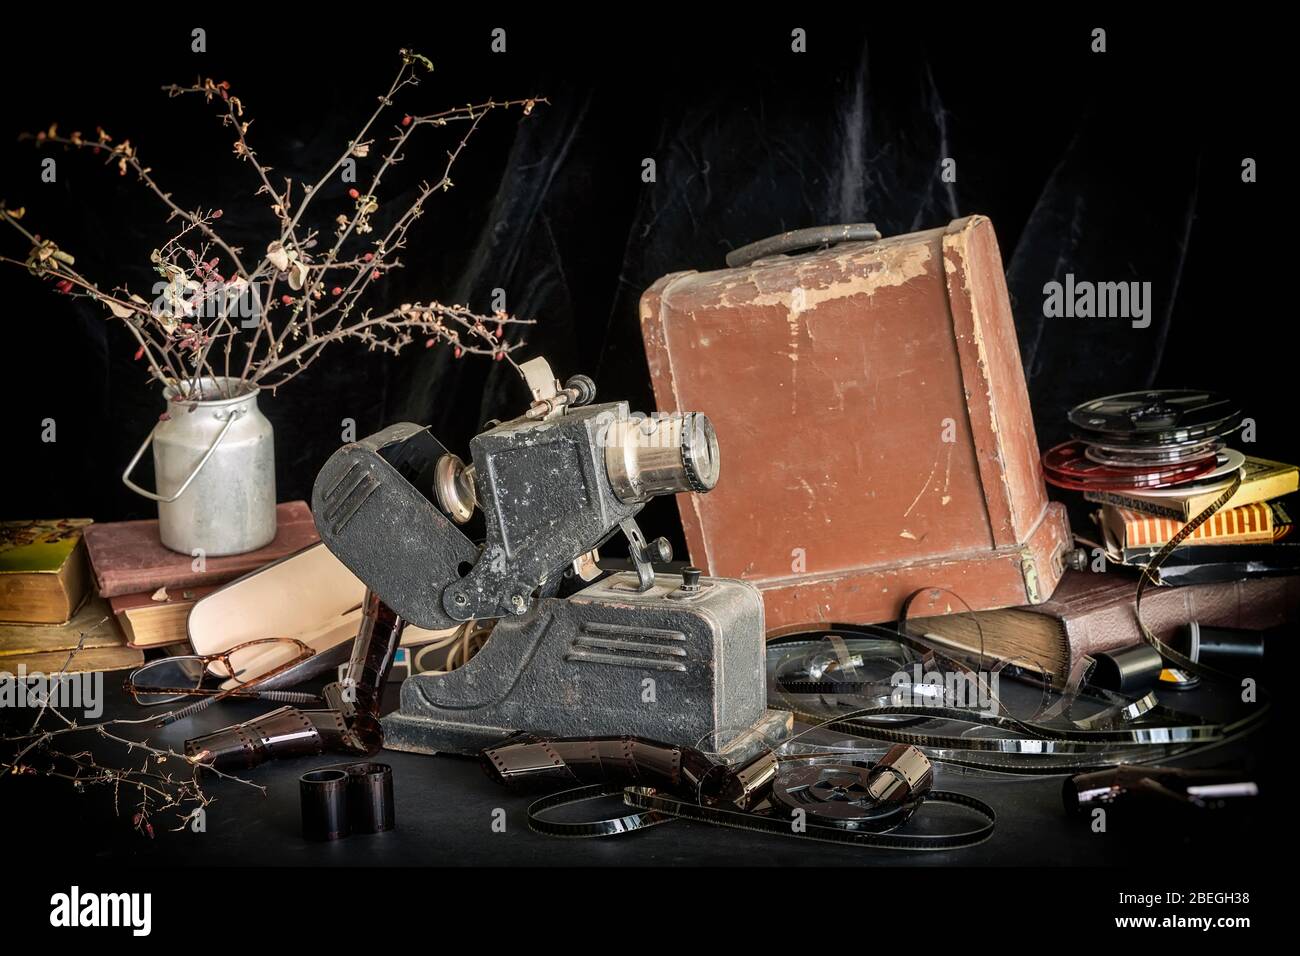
[312,358,790,760]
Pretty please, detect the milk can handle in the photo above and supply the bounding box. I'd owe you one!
[121,410,242,503]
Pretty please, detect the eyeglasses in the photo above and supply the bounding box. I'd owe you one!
[124,637,315,707]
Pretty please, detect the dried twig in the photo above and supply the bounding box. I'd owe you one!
[2,49,545,402]
[1,640,266,838]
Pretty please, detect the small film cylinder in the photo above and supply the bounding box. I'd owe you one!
[300,769,351,841]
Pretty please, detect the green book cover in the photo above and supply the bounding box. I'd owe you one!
[0,519,93,574]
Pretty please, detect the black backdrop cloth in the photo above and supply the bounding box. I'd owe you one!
[0,16,1286,551]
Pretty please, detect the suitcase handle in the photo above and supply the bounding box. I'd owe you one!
[725,223,881,268]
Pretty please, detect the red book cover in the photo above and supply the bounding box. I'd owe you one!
[82,501,320,598]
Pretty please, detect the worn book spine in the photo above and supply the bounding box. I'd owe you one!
[109,586,215,648]
[1084,490,1186,519]
[1,645,144,675]
[0,596,124,658]
[1086,457,1298,519]
[1059,574,1298,671]
[0,519,94,625]
[83,501,320,598]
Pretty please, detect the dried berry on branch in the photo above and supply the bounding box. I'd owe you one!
[1,50,545,398]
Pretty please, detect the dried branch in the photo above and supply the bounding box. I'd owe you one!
[2,48,545,402]
[2,640,265,838]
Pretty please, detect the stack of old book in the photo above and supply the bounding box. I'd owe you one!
[0,518,142,674]
[1042,392,1299,586]
[1089,456,1298,585]
[1,502,320,675]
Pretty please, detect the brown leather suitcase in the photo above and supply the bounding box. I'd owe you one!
[639,216,1073,633]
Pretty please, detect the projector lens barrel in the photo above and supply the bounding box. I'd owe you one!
[606,411,720,503]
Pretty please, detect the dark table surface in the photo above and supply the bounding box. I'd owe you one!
[2,670,1267,868]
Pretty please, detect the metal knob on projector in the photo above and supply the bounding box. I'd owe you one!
[605,411,721,503]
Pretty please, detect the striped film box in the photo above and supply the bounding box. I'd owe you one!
[1109,501,1274,549]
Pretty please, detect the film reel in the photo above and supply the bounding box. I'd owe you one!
[1043,440,1216,491]
[1067,390,1241,444]
[1083,441,1223,468]
[1114,449,1245,497]
[519,744,996,851]
[764,615,1232,776]
[770,760,927,831]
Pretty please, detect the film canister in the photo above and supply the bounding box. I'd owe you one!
[1089,644,1164,695]
[299,768,351,841]
[345,762,396,834]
